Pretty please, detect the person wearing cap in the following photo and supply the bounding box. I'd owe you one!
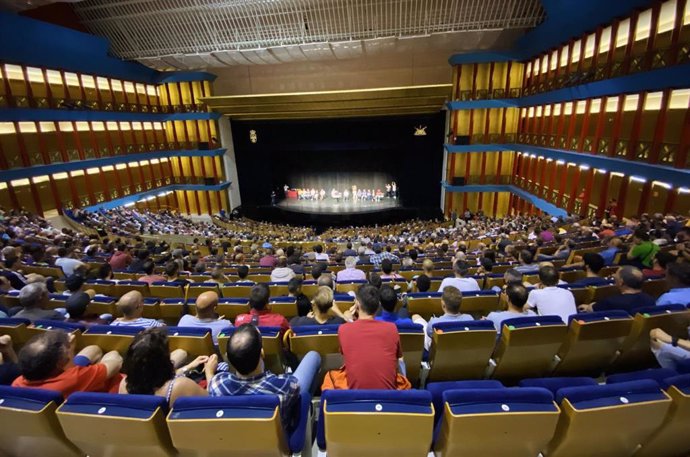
[177,291,231,345]
[66,292,109,326]
[111,291,164,328]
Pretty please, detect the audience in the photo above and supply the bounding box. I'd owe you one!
[111,291,164,327]
[178,291,231,344]
[288,278,312,317]
[571,253,609,287]
[138,260,166,285]
[12,331,122,396]
[14,282,64,321]
[234,284,289,332]
[656,261,690,306]
[485,283,535,334]
[578,266,655,314]
[270,256,295,282]
[207,324,320,430]
[412,286,472,350]
[290,286,345,326]
[336,256,366,282]
[438,260,480,292]
[376,285,412,325]
[525,265,577,323]
[119,328,211,404]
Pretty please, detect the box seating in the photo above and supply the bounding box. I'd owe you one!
[0,386,83,457]
[167,394,312,457]
[433,387,560,457]
[428,320,496,382]
[553,311,633,376]
[317,390,434,457]
[56,392,176,457]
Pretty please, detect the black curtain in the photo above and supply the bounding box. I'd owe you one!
[231,113,444,209]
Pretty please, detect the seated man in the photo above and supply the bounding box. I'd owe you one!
[643,251,677,278]
[206,324,320,430]
[514,249,540,274]
[336,256,366,282]
[438,260,480,292]
[657,262,690,306]
[111,290,164,328]
[290,286,346,327]
[14,282,64,321]
[526,265,577,323]
[235,265,254,285]
[12,331,123,396]
[270,257,295,283]
[64,274,96,297]
[600,237,623,266]
[485,283,535,335]
[288,278,312,318]
[412,286,473,351]
[137,260,166,285]
[66,292,109,326]
[650,327,690,371]
[234,283,289,333]
[333,285,408,390]
[570,253,609,287]
[379,259,403,280]
[578,266,655,314]
[414,274,431,292]
[376,285,412,325]
[178,291,231,344]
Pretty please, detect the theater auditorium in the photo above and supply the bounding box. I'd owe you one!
[1,0,690,455]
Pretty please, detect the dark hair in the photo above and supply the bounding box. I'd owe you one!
[65,274,85,292]
[226,324,262,375]
[117,244,127,252]
[368,272,382,289]
[346,242,352,249]
[618,266,644,290]
[381,259,393,274]
[4,257,19,269]
[237,265,249,279]
[505,283,528,309]
[379,285,397,312]
[356,284,380,315]
[441,286,462,313]
[453,260,469,275]
[480,257,494,272]
[57,247,68,257]
[248,283,270,310]
[122,328,175,395]
[416,274,431,292]
[408,249,418,261]
[18,331,69,381]
[66,292,91,318]
[482,250,496,262]
[164,261,179,277]
[314,244,323,254]
[98,262,113,280]
[137,249,149,261]
[311,263,326,280]
[288,277,302,294]
[634,228,650,241]
[582,253,605,274]
[317,274,334,290]
[538,265,559,286]
[655,251,677,269]
[142,260,155,275]
[519,249,534,265]
[667,261,690,287]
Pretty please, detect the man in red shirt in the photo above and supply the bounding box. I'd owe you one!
[337,284,405,390]
[109,244,133,271]
[234,283,289,333]
[12,331,123,397]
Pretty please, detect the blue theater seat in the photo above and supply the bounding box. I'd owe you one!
[606,368,679,385]
[77,324,141,354]
[433,387,560,456]
[56,392,175,457]
[317,389,434,456]
[426,380,504,427]
[165,326,215,357]
[396,322,425,386]
[428,320,496,381]
[0,317,32,347]
[545,380,672,456]
[168,393,312,456]
[518,377,598,396]
[0,385,83,457]
[216,297,250,320]
[287,324,341,374]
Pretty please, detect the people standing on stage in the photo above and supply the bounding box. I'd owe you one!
[311,188,317,201]
[391,181,397,199]
[283,184,289,196]
[385,183,392,198]
[271,190,276,206]
[352,185,358,202]
[319,189,326,201]
[343,189,349,201]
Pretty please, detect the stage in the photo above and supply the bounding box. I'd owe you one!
[276,198,400,214]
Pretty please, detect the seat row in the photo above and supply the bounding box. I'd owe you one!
[0,370,688,457]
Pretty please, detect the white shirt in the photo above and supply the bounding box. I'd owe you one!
[55,257,84,276]
[315,253,330,262]
[438,277,480,293]
[526,287,577,323]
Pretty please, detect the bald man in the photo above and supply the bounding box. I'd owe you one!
[110,290,164,328]
[178,291,231,344]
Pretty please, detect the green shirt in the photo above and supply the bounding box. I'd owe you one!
[631,241,659,268]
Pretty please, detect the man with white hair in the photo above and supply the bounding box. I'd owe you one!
[14,283,64,321]
[337,256,366,282]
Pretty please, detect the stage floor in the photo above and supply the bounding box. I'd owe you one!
[276,198,401,214]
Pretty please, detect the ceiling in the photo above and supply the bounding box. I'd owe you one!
[201,84,452,120]
[69,0,545,70]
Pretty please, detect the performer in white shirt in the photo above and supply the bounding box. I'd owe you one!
[319,189,326,200]
[385,183,392,198]
[343,189,350,201]
[391,181,397,198]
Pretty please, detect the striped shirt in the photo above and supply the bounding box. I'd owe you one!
[110,318,164,328]
[208,370,299,429]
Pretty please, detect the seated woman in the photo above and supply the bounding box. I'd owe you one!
[119,328,216,404]
[290,286,346,327]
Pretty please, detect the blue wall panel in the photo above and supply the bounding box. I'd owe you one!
[442,183,568,217]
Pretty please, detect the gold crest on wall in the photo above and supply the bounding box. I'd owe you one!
[250,129,258,143]
[414,125,427,136]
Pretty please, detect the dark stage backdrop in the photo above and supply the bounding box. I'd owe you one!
[231,113,444,210]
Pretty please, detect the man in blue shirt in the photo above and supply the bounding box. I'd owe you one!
[571,253,610,287]
[376,285,412,325]
[657,262,690,306]
[411,286,473,350]
[206,324,320,431]
[599,237,622,266]
[178,291,231,345]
